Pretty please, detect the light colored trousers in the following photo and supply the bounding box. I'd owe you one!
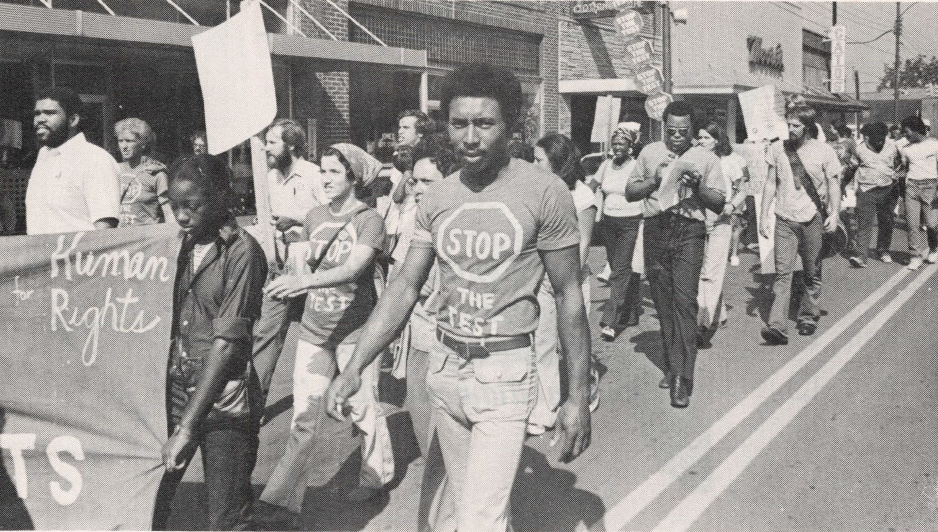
[698,222,732,329]
[260,340,394,513]
[425,338,537,532]
[529,276,591,429]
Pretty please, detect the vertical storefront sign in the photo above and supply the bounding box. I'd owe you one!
[830,25,847,94]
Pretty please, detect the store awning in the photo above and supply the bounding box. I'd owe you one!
[798,85,868,112]
[673,71,867,112]
[0,2,427,68]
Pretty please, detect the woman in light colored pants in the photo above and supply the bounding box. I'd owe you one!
[695,122,749,342]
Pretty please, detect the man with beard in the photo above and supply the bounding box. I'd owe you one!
[326,63,591,532]
[760,102,841,345]
[252,118,328,398]
[26,86,120,235]
[626,101,726,409]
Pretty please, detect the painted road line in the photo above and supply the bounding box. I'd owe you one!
[652,265,937,532]
[603,267,911,531]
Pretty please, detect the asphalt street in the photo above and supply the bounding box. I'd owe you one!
[167,231,938,531]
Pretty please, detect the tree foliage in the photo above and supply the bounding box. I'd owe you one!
[879,54,938,90]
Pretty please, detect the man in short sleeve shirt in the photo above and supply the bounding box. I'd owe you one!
[626,101,726,408]
[899,115,938,268]
[326,63,592,532]
[26,86,120,235]
[759,103,842,344]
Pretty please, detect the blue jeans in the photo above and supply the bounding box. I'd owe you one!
[856,184,897,256]
[644,213,706,380]
[152,386,259,531]
[769,214,824,333]
[904,179,938,258]
[425,338,536,532]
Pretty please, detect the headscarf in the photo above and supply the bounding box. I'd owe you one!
[331,143,382,187]
[612,122,640,144]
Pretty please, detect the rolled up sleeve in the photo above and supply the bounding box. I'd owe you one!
[215,234,268,343]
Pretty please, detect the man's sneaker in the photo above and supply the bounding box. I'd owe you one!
[879,251,893,263]
[848,255,867,268]
[761,326,788,346]
[797,321,817,336]
[526,422,547,436]
[588,365,600,413]
[729,255,740,266]
[908,257,924,270]
[927,250,938,264]
[600,325,616,342]
[597,263,611,283]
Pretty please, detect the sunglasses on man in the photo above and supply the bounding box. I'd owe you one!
[666,127,690,137]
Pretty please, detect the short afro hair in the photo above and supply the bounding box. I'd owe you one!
[901,115,928,136]
[439,63,523,130]
[663,101,696,131]
[35,86,83,121]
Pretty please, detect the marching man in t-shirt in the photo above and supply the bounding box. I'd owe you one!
[326,63,592,532]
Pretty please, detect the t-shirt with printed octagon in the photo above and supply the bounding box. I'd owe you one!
[298,204,386,349]
[117,156,170,226]
[412,157,580,340]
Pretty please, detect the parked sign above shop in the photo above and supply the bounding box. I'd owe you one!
[747,36,784,72]
[645,92,673,121]
[624,37,654,67]
[634,65,663,95]
[570,0,653,19]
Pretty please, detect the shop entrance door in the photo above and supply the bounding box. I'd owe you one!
[78,94,111,152]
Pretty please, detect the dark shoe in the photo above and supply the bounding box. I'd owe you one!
[696,325,712,349]
[600,325,616,342]
[761,326,789,346]
[797,321,817,336]
[255,500,302,531]
[670,375,691,408]
[848,255,867,268]
[659,372,672,389]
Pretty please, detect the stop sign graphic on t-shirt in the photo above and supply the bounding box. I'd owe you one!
[435,202,524,284]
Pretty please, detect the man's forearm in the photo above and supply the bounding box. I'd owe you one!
[178,338,241,432]
[626,178,656,202]
[345,278,422,375]
[555,288,591,403]
[827,177,841,215]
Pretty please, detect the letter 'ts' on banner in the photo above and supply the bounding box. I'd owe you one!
[192,1,277,155]
[633,65,664,95]
[0,225,178,529]
[624,37,654,68]
[614,9,644,38]
[644,92,673,121]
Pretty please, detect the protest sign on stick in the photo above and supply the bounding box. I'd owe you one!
[193,0,277,269]
[738,85,788,142]
[0,225,178,530]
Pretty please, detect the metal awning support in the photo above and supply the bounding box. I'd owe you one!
[257,0,306,37]
[287,0,337,41]
[94,0,115,17]
[322,0,386,46]
[164,0,200,26]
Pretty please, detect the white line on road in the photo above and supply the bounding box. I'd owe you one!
[652,265,936,532]
[603,267,912,531]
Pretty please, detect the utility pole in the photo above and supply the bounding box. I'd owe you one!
[833,1,837,24]
[662,1,672,94]
[894,1,901,126]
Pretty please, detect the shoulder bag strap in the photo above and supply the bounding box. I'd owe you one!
[785,142,827,219]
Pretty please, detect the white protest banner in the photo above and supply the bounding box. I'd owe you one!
[644,92,672,121]
[738,85,788,142]
[624,37,654,67]
[614,9,644,38]
[634,65,663,95]
[192,1,277,155]
[591,95,622,143]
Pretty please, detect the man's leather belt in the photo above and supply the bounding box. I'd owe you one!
[436,328,531,359]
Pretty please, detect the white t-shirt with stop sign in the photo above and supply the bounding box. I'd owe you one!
[412,158,580,339]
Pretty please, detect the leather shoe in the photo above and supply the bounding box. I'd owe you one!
[670,375,691,408]
[659,372,672,389]
[761,326,788,345]
[797,321,817,336]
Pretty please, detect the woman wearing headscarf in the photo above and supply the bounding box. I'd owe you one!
[258,143,393,521]
[591,126,645,341]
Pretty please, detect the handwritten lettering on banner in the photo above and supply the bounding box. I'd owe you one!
[645,92,674,121]
[0,225,178,530]
[625,38,654,67]
[614,9,644,38]
[634,66,663,95]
